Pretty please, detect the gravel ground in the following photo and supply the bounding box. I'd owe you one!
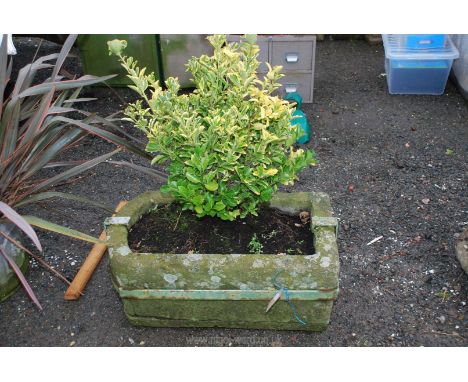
[0,37,467,346]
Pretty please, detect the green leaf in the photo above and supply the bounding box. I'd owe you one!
[18,75,117,98]
[14,192,113,212]
[247,183,261,195]
[192,195,204,205]
[49,115,151,159]
[186,171,201,184]
[0,202,42,252]
[205,181,219,191]
[146,142,158,152]
[228,209,240,220]
[107,39,128,56]
[22,215,104,245]
[51,34,78,80]
[108,160,167,181]
[151,155,165,165]
[214,201,225,211]
[260,187,273,201]
[244,34,257,44]
[0,34,9,115]
[204,195,215,211]
[29,149,120,195]
[160,184,172,193]
[177,184,190,198]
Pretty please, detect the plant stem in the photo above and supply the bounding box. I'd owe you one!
[172,209,183,231]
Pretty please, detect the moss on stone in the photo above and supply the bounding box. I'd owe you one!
[106,191,339,331]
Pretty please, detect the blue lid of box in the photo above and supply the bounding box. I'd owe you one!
[383,35,459,60]
[405,34,446,49]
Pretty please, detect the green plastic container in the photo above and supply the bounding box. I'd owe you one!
[292,109,311,144]
[78,34,160,87]
[285,92,311,144]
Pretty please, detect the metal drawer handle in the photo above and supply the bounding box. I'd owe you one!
[285,84,298,93]
[285,53,299,63]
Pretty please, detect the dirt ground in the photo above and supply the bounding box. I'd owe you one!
[0,37,466,346]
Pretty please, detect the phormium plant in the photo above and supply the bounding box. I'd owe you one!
[109,34,316,220]
[0,34,166,308]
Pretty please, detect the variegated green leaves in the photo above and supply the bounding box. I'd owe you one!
[111,34,316,220]
[107,39,127,56]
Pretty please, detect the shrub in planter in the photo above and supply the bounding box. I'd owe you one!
[107,35,338,331]
[109,34,316,220]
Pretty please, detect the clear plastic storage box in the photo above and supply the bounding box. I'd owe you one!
[382,34,459,95]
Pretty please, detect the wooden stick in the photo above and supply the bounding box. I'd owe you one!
[64,201,127,300]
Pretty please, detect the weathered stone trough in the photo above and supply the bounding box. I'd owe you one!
[105,191,339,331]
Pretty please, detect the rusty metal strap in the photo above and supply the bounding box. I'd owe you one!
[118,288,338,301]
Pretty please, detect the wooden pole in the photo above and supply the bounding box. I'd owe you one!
[64,201,127,300]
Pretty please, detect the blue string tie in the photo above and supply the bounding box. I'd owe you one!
[268,270,307,326]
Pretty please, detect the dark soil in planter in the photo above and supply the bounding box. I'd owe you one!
[128,204,314,255]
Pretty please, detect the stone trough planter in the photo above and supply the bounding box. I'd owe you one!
[105,191,339,331]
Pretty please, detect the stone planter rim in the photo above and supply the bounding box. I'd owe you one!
[105,191,340,331]
[106,191,339,296]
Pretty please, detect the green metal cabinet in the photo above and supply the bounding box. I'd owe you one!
[78,34,160,86]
